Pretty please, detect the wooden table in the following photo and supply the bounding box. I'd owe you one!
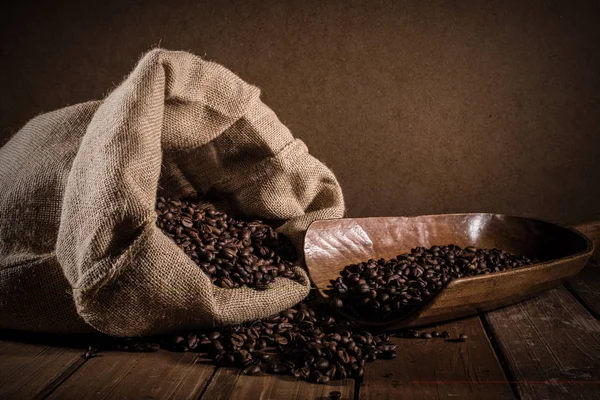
[1,263,599,400]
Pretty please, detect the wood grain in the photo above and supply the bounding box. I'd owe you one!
[568,265,600,318]
[360,316,515,399]
[46,351,215,400]
[484,287,600,400]
[304,214,592,330]
[0,340,85,399]
[200,367,355,400]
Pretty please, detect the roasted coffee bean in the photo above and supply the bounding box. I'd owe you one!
[243,365,261,375]
[354,367,365,379]
[336,366,348,379]
[440,331,450,338]
[212,340,224,351]
[315,357,330,371]
[293,367,311,380]
[332,297,344,308]
[325,365,337,378]
[421,332,433,339]
[311,370,323,382]
[458,333,469,342]
[379,344,396,352]
[187,335,199,350]
[272,364,288,374]
[329,391,342,400]
[337,349,351,364]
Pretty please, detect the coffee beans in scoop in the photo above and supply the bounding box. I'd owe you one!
[327,245,538,321]
[155,197,299,290]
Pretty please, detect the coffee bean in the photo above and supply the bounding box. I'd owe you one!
[187,335,199,350]
[458,333,469,342]
[311,370,323,382]
[315,357,330,371]
[243,365,261,375]
[332,297,344,308]
[272,364,287,374]
[329,391,342,400]
[354,367,365,379]
[421,332,432,339]
[293,367,311,380]
[440,331,450,338]
[212,340,224,351]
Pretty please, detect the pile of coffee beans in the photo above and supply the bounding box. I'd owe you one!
[170,299,398,382]
[327,245,538,321]
[95,295,475,384]
[155,197,298,290]
[97,295,398,383]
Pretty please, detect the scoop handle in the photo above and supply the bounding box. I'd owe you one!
[571,221,600,265]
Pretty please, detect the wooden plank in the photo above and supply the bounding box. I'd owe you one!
[360,316,515,399]
[0,339,85,399]
[200,367,355,400]
[484,287,600,400]
[46,351,215,400]
[568,265,600,318]
[573,221,600,266]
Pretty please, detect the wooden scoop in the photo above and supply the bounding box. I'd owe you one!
[304,214,597,330]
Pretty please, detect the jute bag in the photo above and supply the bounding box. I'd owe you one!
[0,49,344,336]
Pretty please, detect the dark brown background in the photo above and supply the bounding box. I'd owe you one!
[1,0,599,225]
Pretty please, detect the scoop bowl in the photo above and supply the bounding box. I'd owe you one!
[303,214,595,330]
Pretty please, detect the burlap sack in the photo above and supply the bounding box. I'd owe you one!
[0,49,344,336]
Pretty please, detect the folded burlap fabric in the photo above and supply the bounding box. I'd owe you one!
[0,49,344,336]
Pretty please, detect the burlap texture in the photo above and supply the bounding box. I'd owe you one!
[0,49,345,336]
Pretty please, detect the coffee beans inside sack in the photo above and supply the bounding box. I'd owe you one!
[155,198,300,291]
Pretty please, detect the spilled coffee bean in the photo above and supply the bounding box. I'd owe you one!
[327,245,537,321]
[329,390,342,399]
